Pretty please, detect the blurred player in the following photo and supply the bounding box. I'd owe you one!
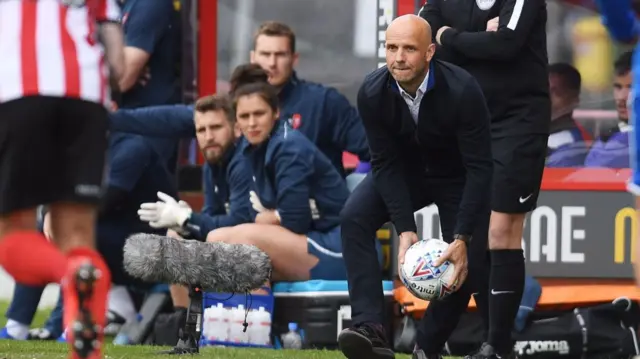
[594,0,640,284]
[0,1,123,358]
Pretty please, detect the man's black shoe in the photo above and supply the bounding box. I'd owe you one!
[464,343,519,359]
[338,322,395,359]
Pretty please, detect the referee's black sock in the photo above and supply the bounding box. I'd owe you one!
[488,249,525,354]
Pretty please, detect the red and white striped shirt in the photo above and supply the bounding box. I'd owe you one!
[0,0,120,106]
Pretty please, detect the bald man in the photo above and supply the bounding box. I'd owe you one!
[338,15,492,359]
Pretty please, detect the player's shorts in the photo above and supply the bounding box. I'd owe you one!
[307,226,348,280]
[0,96,108,214]
[491,134,548,214]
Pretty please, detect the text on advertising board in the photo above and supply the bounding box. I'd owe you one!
[413,191,636,278]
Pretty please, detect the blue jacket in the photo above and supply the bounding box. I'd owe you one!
[99,133,176,286]
[108,108,253,240]
[100,133,175,236]
[595,0,640,193]
[240,121,350,234]
[278,73,370,176]
[109,105,195,138]
[120,0,179,108]
[186,144,253,240]
[109,86,369,177]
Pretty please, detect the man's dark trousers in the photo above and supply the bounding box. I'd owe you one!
[341,173,490,353]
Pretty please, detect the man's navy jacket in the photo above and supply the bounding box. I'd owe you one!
[277,73,370,176]
[358,60,493,236]
[108,110,252,240]
[186,143,253,239]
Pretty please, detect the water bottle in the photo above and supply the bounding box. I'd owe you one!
[228,305,249,343]
[281,322,303,349]
[202,308,210,338]
[205,303,229,342]
[248,306,271,346]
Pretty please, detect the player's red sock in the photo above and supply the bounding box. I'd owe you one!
[63,247,111,359]
[0,230,66,285]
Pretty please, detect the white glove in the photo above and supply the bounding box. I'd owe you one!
[249,190,281,222]
[168,201,192,236]
[138,192,193,229]
[249,190,268,213]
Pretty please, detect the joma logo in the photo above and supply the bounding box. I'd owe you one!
[514,340,570,355]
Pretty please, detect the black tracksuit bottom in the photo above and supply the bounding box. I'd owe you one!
[340,174,490,354]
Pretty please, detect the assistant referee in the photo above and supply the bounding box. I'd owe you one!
[420,1,551,358]
[338,15,492,359]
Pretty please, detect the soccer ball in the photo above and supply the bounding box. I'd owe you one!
[399,239,457,301]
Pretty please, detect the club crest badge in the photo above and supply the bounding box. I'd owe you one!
[288,114,302,129]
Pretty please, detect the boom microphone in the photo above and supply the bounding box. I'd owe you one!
[123,233,272,293]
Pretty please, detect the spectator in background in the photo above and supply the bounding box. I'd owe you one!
[584,52,633,168]
[249,21,370,178]
[546,63,591,167]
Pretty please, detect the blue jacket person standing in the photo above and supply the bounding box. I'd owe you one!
[337,16,492,359]
[119,0,178,107]
[119,0,180,177]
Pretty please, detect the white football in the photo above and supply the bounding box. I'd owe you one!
[399,238,457,301]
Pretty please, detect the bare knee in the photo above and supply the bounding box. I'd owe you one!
[207,224,268,250]
[49,202,97,253]
[206,225,246,244]
[489,212,525,249]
